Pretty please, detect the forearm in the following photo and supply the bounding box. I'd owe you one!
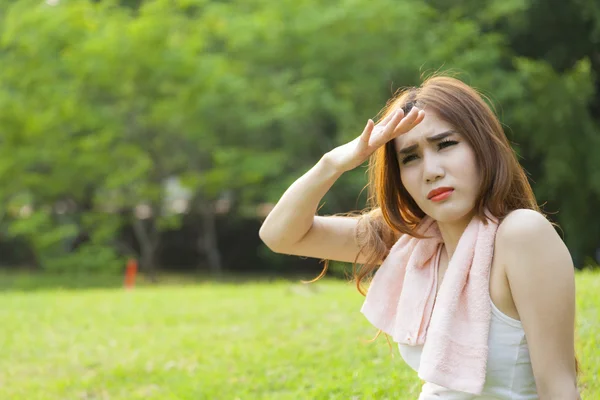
[259,155,343,250]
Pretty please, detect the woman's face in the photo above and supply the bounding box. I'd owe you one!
[393,110,480,224]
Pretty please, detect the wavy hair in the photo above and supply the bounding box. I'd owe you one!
[306,73,580,377]
[309,74,540,291]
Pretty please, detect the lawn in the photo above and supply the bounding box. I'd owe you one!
[1,269,598,399]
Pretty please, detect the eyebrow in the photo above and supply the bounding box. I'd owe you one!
[397,130,457,155]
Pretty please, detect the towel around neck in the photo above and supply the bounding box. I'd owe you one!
[360,209,499,394]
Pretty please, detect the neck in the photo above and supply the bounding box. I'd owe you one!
[436,210,476,259]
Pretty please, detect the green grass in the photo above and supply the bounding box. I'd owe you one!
[1,270,598,399]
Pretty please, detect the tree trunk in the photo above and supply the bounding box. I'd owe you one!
[132,217,159,282]
[197,198,223,276]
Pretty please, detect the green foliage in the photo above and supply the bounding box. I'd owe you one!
[0,0,598,269]
[45,242,123,272]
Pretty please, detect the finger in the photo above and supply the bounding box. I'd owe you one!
[369,110,402,146]
[376,108,404,133]
[408,109,425,128]
[413,110,425,125]
[359,119,374,145]
[383,108,405,135]
[383,108,403,125]
[390,108,422,137]
[399,107,421,127]
[373,111,406,147]
[406,106,421,120]
[408,110,425,128]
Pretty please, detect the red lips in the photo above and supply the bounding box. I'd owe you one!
[427,187,454,200]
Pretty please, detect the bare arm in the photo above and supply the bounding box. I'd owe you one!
[498,209,580,399]
[259,156,366,263]
[259,106,424,264]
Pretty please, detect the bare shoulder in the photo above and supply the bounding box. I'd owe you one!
[496,208,555,244]
[496,207,574,289]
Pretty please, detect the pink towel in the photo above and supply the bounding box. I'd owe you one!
[360,210,499,395]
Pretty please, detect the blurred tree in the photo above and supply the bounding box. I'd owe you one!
[0,0,597,273]
[424,0,600,264]
[0,0,287,274]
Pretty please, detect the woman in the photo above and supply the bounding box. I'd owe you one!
[259,75,580,399]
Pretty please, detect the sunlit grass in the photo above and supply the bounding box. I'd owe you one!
[0,270,598,399]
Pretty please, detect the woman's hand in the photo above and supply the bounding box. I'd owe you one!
[323,106,425,173]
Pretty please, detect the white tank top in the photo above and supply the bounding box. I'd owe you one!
[398,247,538,399]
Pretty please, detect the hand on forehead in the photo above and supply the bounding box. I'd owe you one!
[394,111,457,153]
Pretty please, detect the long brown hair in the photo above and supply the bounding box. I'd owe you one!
[306,72,580,378]
[309,73,540,293]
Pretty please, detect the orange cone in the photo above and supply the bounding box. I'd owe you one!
[124,258,138,289]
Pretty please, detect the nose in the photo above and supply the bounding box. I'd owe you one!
[423,151,444,183]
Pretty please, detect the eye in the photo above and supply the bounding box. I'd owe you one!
[438,139,458,149]
[400,140,459,165]
[401,154,418,164]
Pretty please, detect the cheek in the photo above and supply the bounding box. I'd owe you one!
[459,148,480,190]
[399,167,420,198]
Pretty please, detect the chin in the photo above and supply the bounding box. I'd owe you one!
[422,203,475,224]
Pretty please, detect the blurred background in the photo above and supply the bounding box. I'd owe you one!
[0,0,598,399]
